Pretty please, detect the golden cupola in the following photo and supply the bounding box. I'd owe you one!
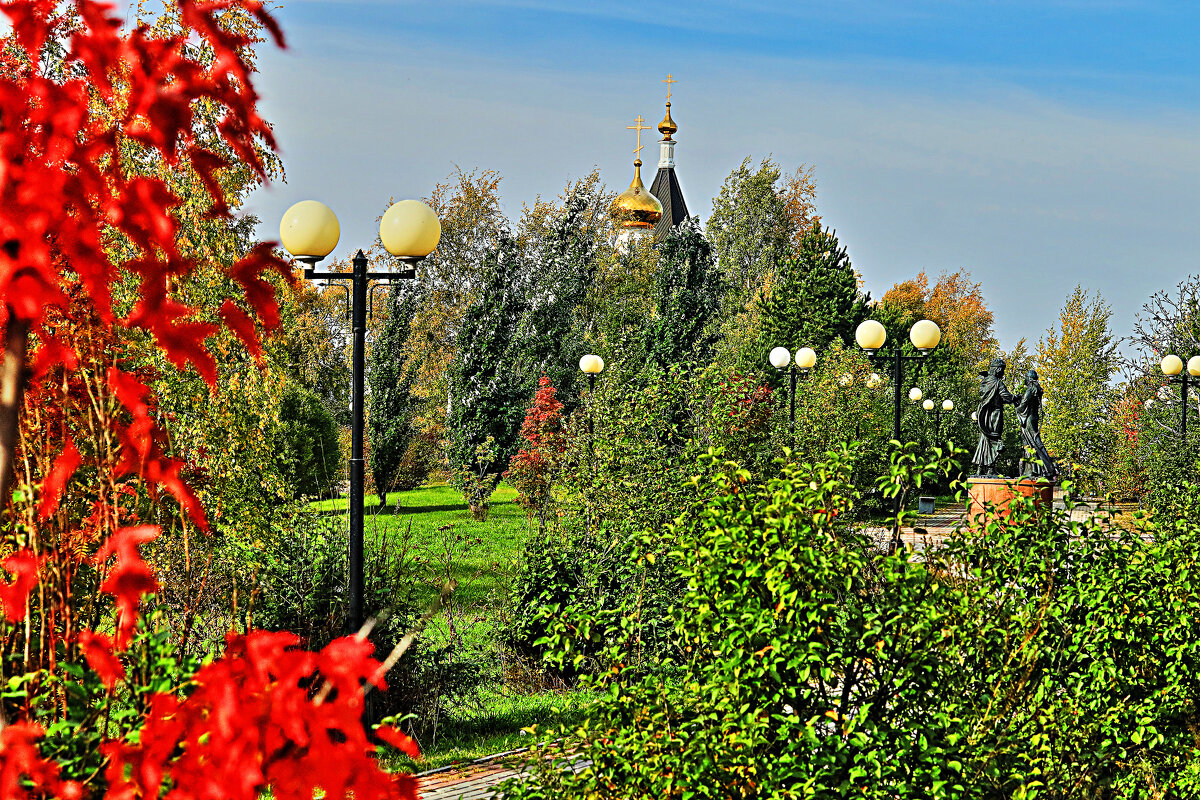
[611,158,663,230]
[658,102,677,141]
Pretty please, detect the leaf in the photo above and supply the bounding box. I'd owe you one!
[0,550,42,623]
[37,436,82,519]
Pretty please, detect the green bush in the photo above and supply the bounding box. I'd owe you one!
[391,429,442,493]
[278,382,342,500]
[507,445,1200,798]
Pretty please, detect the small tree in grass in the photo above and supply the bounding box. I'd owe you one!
[506,376,566,528]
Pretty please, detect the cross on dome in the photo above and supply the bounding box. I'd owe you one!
[662,73,677,101]
[626,114,651,159]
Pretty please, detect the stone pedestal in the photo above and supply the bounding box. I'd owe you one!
[966,477,1055,531]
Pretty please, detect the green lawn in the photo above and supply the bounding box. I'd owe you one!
[381,687,595,772]
[314,483,593,769]
[315,482,529,608]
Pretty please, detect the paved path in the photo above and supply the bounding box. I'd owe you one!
[417,752,527,800]
[417,749,588,800]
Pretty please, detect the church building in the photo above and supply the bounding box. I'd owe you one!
[610,75,691,248]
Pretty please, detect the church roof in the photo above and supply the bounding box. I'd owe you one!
[649,166,689,242]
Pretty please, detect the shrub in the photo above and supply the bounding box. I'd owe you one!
[505,376,566,525]
[391,430,442,493]
[453,436,502,521]
[507,445,1200,798]
[279,382,343,499]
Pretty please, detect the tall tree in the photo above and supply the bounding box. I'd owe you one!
[514,184,606,404]
[707,156,814,308]
[445,236,531,487]
[368,285,422,507]
[1036,285,1119,490]
[395,169,508,440]
[643,219,723,371]
[879,270,998,373]
[1127,274,1200,370]
[1125,275,1200,508]
[758,224,869,355]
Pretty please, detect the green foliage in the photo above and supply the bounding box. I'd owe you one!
[706,156,796,308]
[643,219,723,370]
[369,285,422,505]
[758,224,869,354]
[1037,285,1119,493]
[276,280,352,426]
[506,445,1200,798]
[502,365,782,682]
[514,190,604,405]
[446,236,532,479]
[788,340,893,498]
[279,382,341,500]
[454,436,503,520]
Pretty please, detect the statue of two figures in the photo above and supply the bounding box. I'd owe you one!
[972,358,1058,480]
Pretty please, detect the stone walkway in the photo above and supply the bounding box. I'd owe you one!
[416,750,528,800]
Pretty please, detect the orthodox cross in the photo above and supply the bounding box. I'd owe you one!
[627,114,650,158]
[662,73,677,101]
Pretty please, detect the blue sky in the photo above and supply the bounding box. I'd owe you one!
[244,1,1200,353]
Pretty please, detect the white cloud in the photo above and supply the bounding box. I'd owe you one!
[244,14,1200,352]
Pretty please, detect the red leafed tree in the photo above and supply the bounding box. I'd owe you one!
[505,376,566,524]
[0,2,418,797]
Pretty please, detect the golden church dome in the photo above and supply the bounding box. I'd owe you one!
[658,101,677,140]
[610,159,663,229]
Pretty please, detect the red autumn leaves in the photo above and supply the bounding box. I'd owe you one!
[0,1,421,797]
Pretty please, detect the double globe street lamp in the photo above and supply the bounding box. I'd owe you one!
[769,346,817,435]
[923,397,955,441]
[855,318,941,550]
[279,198,441,635]
[854,318,942,443]
[1158,354,1200,439]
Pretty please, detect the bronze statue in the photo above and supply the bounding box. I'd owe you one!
[1015,369,1057,480]
[973,357,1016,477]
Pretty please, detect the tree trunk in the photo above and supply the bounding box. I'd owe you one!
[0,314,28,516]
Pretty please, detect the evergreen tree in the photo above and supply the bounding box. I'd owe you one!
[758,224,869,354]
[645,219,723,370]
[446,235,531,489]
[367,284,422,507]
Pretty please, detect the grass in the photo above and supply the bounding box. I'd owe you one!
[313,482,594,770]
[381,687,595,772]
[316,482,529,608]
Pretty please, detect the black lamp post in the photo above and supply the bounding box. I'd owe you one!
[1158,354,1200,440]
[579,353,605,446]
[769,346,817,435]
[280,199,440,635]
[855,318,941,550]
[922,397,955,442]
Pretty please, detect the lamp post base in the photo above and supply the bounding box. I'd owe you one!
[966,476,1054,531]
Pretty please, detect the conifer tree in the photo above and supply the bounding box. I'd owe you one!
[758,224,869,354]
